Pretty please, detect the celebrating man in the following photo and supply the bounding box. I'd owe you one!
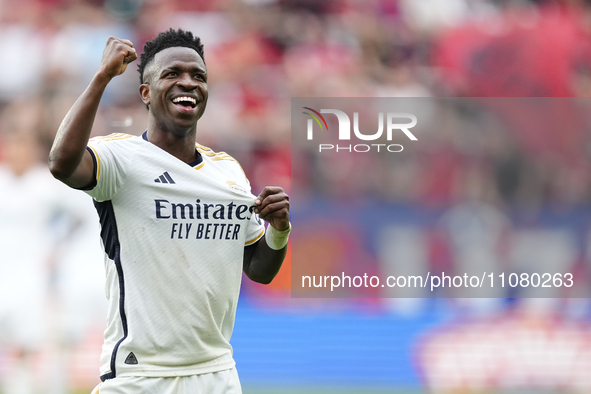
[49,29,290,394]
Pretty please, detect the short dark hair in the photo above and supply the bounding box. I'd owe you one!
[137,28,205,84]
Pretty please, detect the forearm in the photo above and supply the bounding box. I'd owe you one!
[246,186,291,284]
[49,36,136,187]
[244,237,287,285]
[48,72,111,181]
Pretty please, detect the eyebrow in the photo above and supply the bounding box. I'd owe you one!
[160,65,207,76]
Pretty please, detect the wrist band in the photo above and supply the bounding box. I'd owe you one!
[265,223,291,250]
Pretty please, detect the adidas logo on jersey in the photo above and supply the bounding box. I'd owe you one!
[124,352,138,365]
[154,172,175,184]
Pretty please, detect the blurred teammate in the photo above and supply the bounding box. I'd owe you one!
[0,130,53,394]
[0,127,105,394]
[48,29,290,394]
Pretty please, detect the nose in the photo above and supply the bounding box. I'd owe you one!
[176,73,197,89]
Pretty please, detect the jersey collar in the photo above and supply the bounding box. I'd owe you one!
[142,131,203,167]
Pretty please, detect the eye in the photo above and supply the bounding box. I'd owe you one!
[166,72,178,78]
[194,74,206,81]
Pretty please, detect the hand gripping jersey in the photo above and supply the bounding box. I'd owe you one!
[84,132,265,381]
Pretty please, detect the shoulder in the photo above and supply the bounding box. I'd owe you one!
[88,133,144,157]
[196,142,238,163]
[89,133,139,145]
[196,142,246,176]
[86,133,145,176]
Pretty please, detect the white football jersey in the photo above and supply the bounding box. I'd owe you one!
[84,132,265,381]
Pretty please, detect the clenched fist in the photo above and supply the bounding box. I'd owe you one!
[254,186,290,232]
[98,37,137,79]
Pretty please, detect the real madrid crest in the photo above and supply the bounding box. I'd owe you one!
[226,180,248,195]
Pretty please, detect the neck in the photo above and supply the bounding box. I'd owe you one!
[146,119,198,164]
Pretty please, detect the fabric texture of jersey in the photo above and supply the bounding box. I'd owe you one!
[84,132,265,380]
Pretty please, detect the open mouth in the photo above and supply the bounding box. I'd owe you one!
[171,96,197,111]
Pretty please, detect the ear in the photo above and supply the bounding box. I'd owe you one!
[139,84,150,106]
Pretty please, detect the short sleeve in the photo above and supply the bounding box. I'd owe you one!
[245,211,265,246]
[241,174,266,245]
[84,135,132,202]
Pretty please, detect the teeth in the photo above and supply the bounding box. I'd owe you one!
[172,96,196,105]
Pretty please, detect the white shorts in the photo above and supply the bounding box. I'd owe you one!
[91,368,242,394]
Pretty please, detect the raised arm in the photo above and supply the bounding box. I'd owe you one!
[243,186,291,284]
[48,37,137,189]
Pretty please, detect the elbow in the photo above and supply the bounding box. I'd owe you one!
[245,269,276,285]
[251,275,275,285]
[48,158,68,181]
[48,154,74,182]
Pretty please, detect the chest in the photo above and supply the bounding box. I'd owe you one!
[113,149,255,224]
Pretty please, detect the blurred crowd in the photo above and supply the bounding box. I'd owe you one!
[3,0,591,392]
[2,0,591,200]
